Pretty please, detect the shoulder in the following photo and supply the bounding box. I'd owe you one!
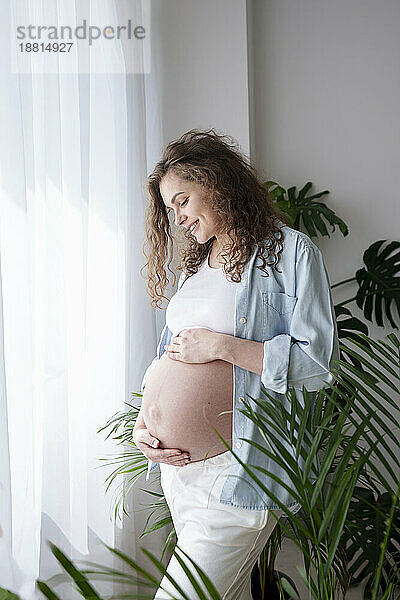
[276,223,321,258]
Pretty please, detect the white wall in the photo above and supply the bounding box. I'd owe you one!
[250,0,400,337]
[152,0,250,154]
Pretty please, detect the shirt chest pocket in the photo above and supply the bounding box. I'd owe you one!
[262,291,298,337]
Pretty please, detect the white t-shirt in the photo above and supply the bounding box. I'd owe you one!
[166,251,238,337]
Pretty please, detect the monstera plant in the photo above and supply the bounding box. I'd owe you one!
[30,181,400,600]
[257,181,400,598]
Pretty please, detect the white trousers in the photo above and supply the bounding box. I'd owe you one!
[154,450,283,600]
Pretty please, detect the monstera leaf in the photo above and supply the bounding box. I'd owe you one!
[335,306,370,355]
[265,179,399,330]
[264,180,348,238]
[340,486,400,598]
[355,240,400,329]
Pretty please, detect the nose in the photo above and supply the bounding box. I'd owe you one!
[174,211,186,227]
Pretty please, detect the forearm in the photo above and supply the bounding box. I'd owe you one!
[215,333,264,376]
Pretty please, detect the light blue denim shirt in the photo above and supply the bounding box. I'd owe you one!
[140,223,339,513]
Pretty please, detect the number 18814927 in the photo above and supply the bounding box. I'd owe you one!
[19,42,73,52]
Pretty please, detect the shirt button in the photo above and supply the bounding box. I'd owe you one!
[238,396,245,402]
[235,441,242,449]
[239,317,246,324]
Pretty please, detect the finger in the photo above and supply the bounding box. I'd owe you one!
[168,454,191,465]
[158,449,189,460]
[135,442,154,457]
[175,460,191,467]
[137,431,160,449]
[151,449,190,463]
[164,460,188,467]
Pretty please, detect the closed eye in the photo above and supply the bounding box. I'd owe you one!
[166,197,189,215]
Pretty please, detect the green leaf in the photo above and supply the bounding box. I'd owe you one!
[48,543,102,599]
[36,581,62,600]
[0,589,22,600]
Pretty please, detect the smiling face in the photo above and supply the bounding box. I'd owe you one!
[159,172,226,245]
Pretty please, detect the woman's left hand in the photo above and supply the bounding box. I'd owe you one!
[164,328,220,363]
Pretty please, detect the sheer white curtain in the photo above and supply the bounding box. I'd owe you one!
[0,1,168,598]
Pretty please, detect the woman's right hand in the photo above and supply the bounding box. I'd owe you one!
[133,425,191,466]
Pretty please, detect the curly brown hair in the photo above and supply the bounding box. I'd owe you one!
[141,128,291,309]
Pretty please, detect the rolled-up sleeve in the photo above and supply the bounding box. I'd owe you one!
[261,244,339,395]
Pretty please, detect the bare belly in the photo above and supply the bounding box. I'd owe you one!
[141,353,233,462]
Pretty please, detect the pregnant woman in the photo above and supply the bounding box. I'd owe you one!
[133,129,339,600]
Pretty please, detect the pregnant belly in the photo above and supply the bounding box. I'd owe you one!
[141,353,233,462]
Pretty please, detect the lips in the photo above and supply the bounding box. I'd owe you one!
[187,219,199,233]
